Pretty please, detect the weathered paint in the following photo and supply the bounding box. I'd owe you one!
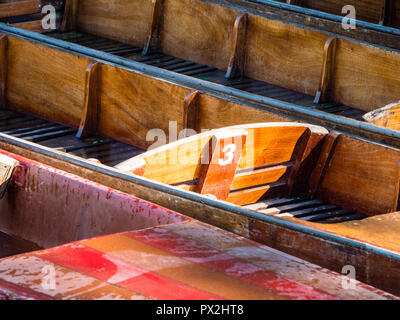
[0,150,187,249]
[0,221,393,300]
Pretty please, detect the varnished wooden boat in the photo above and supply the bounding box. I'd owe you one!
[4,0,400,136]
[0,149,394,300]
[1,28,400,295]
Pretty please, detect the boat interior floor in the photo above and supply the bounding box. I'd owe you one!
[244,197,367,224]
[0,109,145,166]
[49,31,367,121]
[0,231,41,259]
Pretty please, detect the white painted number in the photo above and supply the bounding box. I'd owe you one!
[219,144,236,166]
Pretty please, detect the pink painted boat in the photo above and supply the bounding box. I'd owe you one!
[0,149,396,300]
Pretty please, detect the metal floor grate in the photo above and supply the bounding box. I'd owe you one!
[244,197,366,224]
[50,32,366,121]
[0,109,144,167]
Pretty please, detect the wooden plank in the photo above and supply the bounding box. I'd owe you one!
[0,0,40,19]
[60,0,79,32]
[227,182,286,205]
[10,19,44,33]
[6,36,89,127]
[231,165,290,190]
[98,64,189,148]
[226,13,248,79]
[197,129,247,200]
[76,0,152,48]
[0,34,7,108]
[142,0,164,55]
[313,36,337,104]
[76,62,100,139]
[318,134,400,216]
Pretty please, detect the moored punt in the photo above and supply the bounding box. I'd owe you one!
[1,28,400,295]
[116,122,400,295]
[4,0,400,139]
[0,149,393,300]
[0,221,396,299]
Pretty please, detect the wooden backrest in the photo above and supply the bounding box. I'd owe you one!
[309,134,400,216]
[71,0,400,112]
[116,123,328,204]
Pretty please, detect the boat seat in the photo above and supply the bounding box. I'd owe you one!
[244,197,366,224]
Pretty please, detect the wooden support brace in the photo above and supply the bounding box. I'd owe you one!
[286,0,302,6]
[183,90,200,133]
[60,0,79,32]
[286,129,312,196]
[0,34,7,109]
[197,129,247,200]
[0,0,40,19]
[226,13,248,79]
[142,0,164,56]
[307,131,341,198]
[314,36,337,105]
[379,0,394,26]
[76,62,100,139]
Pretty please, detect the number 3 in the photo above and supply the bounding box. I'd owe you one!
[219,144,236,166]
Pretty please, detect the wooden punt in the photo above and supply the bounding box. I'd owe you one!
[1,29,400,294]
[0,150,394,300]
[6,0,400,137]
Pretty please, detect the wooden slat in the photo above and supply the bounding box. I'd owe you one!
[231,165,290,190]
[142,0,164,55]
[197,129,247,200]
[0,0,40,18]
[10,19,44,33]
[76,62,100,139]
[226,13,248,79]
[0,34,7,108]
[227,182,286,205]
